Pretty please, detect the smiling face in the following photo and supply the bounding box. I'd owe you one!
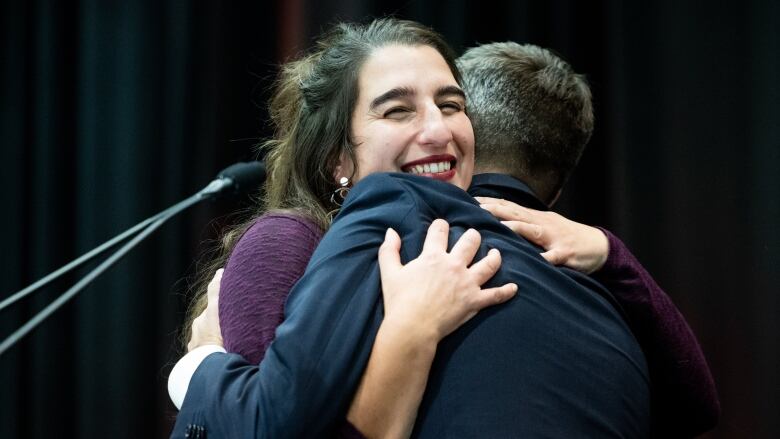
[343,44,475,190]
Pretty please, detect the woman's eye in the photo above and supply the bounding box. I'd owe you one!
[440,102,464,113]
[384,107,411,118]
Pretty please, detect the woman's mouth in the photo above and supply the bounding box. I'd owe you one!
[404,160,451,174]
[401,155,457,181]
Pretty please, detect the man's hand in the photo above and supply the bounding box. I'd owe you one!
[476,197,609,274]
[187,269,224,352]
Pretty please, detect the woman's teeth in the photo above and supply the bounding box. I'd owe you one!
[405,161,452,174]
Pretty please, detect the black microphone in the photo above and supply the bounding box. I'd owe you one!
[0,161,267,355]
[199,161,267,198]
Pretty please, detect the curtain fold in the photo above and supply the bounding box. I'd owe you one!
[0,1,776,437]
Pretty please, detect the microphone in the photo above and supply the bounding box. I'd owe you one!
[0,161,267,355]
[199,161,267,198]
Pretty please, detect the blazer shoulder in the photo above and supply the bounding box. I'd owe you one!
[346,172,467,206]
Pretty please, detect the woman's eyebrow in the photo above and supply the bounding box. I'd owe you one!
[370,86,416,110]
[436,85,466,100]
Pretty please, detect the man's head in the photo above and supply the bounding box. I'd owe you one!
[458,42,594,205]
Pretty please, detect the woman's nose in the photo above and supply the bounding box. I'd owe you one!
[417,107,453,148]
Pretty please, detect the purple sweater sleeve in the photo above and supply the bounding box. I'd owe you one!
[593,228,720,436]
[218,213,369,438]
[219,214,323,365]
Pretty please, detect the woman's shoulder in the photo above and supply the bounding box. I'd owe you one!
[243,211,324,243]
[229,211,324,262]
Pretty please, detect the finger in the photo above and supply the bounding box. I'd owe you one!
[378,228,403,274]
[421,219,450,255]
[479,202,537,223]
[468,248,502,285]
[540,248,566,266]
[188,316,204,351]
[469,283,518,311]
[473,196,514,207]
[449,228,482,263]
[502,221,546,246]
[473,196,502,204]
[207,268,224,300]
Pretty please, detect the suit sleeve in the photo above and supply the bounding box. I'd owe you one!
[592,228,720,436]
[171,175,423,438]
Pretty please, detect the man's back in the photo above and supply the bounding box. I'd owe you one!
[401,174,650,437]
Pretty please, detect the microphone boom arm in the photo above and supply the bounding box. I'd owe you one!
[0,193,203,356]
[0,161,265,356]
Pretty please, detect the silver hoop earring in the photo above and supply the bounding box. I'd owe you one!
[330,177,351,206]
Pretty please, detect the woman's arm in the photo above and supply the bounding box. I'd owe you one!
[590,229,719,435]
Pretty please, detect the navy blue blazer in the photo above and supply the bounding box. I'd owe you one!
[172,173,649,438]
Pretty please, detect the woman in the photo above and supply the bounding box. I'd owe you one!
[177,18,518,438]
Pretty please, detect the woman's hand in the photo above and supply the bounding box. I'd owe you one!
[348,220,516,438]
[378,219,518,342]
[187,269,224,352]
[475,196,609,274]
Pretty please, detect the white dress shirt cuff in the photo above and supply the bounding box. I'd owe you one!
[168,344,227,410]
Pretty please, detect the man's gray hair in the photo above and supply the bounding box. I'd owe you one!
[458,42,594,202]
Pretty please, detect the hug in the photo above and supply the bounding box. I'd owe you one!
[169,18,719,438]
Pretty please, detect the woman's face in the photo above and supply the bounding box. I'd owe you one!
[342,44,475,190]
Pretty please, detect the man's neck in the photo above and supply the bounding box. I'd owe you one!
[472,170,550,206]
[469,173,549,211]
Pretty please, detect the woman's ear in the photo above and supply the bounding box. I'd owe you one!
[333,151,355,183]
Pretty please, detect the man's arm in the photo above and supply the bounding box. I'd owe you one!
[171,219,516,438]
[171,177,408,438]
[172,174,515,438]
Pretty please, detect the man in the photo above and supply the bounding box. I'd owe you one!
[170,43,717,438]
[459,43,718,436]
